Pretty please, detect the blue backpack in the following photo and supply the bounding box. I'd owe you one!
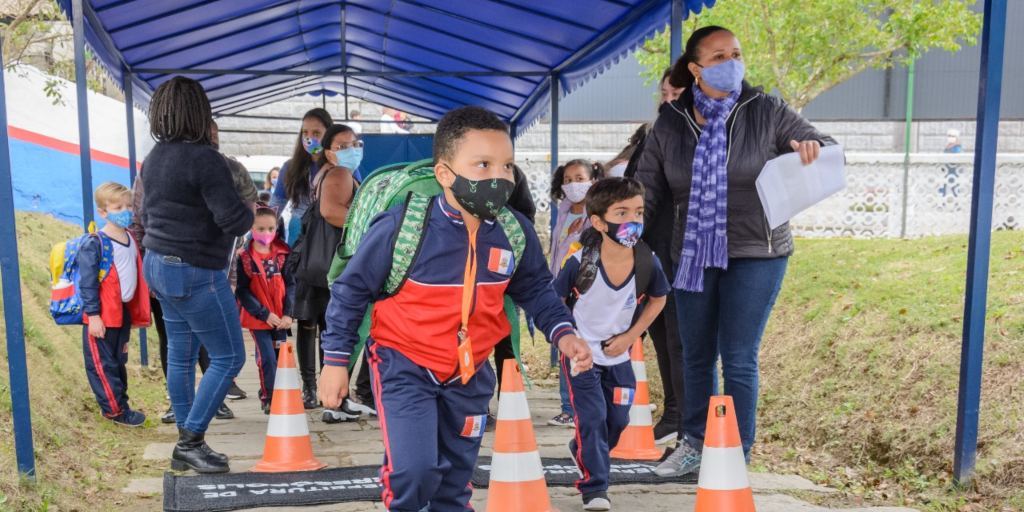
[49,229,112,325]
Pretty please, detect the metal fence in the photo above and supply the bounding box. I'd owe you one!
[516,152,1024,240]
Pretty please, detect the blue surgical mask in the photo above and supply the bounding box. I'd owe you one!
[336,146,363,170]
[106,210,133,229]
[302,136,322,155]
[699,59,745,93]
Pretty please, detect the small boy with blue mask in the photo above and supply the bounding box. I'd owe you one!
[79,182,152,427]
[552,177,670,511]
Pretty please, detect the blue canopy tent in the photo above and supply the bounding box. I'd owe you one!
[0,0,1006,488]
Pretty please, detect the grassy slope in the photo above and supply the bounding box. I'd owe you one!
[755,232,1024,511]
[0,213,171,511]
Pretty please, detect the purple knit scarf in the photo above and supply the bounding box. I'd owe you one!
[674,86,739,291]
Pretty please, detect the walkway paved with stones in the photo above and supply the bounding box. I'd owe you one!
[124,338,917,511]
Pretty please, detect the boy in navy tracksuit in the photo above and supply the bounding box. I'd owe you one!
[553,178,669,511]
[319,106,594,512]
[79,182,152,427]
[236,206,295,414]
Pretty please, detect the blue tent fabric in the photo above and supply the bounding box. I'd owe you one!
[58,0,714,136]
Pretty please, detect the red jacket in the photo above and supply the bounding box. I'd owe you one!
[81,233,151,329]
[236,239,292,330]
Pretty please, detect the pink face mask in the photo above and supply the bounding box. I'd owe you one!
[252,232,276,246]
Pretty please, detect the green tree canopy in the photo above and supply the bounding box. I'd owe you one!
[638,0,981,110]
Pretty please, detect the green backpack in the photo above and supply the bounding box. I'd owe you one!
[327,159,529,372]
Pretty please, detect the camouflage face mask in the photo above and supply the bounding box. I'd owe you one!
[445,164,514,220]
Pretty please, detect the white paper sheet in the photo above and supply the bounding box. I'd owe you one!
[756,144,846,229]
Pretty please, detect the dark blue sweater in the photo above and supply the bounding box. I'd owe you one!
[140,142,253,269]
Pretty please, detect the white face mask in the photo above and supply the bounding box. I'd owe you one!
[609,162,628,178]
[562,181,592,204]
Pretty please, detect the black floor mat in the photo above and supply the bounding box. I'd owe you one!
[162,466,380,512]
[163,458,696,511]
[471,457,698,487]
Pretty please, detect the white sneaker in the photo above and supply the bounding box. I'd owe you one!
[582,493,611,511]
[345,396,377,416]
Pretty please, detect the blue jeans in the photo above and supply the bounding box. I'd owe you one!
[144,252,247,434]
[250,329,284,405]
[675,257,788,456]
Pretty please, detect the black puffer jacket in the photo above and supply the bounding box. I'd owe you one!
[635,82,837,264]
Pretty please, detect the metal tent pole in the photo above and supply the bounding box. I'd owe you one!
[122,66,148,368]
[73,0,94,229]
[0,40,37,480]
[954,0,1007,485]
[670,0,683,63]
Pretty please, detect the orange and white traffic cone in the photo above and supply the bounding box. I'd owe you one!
[610,339,662,460]
[486,359,557,512]
[253,341,326,472]
[694,395,755,512]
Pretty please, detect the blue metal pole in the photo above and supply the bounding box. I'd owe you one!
[670,0,683,64]
[73,0,94,229]
[953,0,1007,485]
[0,41,38,480]
[549,74,560,236]
[122,67,148,367]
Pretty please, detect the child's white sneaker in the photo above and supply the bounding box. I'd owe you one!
[582,491,611,511]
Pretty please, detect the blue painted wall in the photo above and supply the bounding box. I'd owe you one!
[10,137,130,228]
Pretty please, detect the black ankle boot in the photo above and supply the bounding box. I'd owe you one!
[302,382,319,410]
[171,428,229,473]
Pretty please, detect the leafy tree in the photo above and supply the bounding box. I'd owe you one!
[637,0,981,110]
[2,0,114,103]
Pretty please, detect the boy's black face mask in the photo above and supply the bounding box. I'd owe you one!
[444,164,514,220]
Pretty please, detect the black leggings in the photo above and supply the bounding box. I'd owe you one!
[648,293,684,425]
[153,296,209,378]
[492,335,515,398]
[296,316,326,387]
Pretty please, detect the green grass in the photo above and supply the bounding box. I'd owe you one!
[0,213,171,511]
[750,234,1023,510]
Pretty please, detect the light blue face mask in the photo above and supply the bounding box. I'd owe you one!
[699,59,745,93]
[106,210,133,229]
[336,146,363,170]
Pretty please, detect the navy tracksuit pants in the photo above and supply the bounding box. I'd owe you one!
[563,355,636,496]
[82,304,132,418]
[368,341,495,512]
[250,329,284,405]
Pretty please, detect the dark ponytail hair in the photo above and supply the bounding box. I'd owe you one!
[284,108,333,204]
[549,159,606,201]
[579,226,603,249]
[669,25,733,90]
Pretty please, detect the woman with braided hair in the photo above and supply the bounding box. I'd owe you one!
[140,76,254,474]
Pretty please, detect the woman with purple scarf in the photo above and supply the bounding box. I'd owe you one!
[634,26,837,477]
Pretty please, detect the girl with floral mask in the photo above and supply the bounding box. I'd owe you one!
[268,107,333,410]
[546,158,604,427]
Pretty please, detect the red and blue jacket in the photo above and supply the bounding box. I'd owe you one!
[321,194,576,380]
[236,238,295,330]
[79,232,151,328]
